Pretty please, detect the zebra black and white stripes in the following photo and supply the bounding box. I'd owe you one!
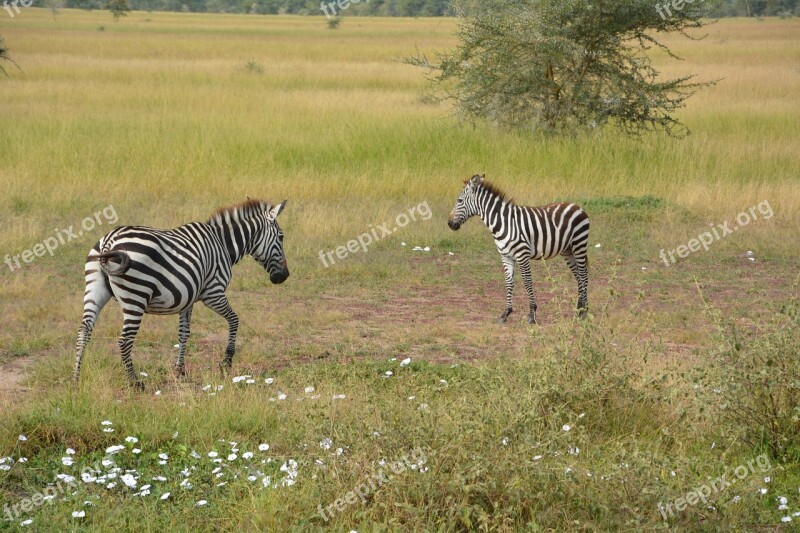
[448,174,590,324]
[73,199,289,389]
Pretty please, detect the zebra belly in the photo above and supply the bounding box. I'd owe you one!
[145,300,192,315]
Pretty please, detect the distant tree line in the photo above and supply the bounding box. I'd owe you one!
[28,0,799,17]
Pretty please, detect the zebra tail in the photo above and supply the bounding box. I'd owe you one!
[98,250,131,276]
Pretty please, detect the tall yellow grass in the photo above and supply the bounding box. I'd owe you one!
[0,11,798,256]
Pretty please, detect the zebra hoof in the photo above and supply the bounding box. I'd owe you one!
[131,380,145,392]
[175,367,187,379]
[527,315,537,325]
[577,308,588,319]
[497,309,512,323]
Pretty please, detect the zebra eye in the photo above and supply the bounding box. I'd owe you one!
[457,199,463,205]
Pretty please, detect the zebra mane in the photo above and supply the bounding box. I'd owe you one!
[207,199,272,225]
[473,179,514,205]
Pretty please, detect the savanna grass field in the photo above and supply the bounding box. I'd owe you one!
[1,9,800,531]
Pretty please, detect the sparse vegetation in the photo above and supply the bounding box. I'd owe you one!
[714,299,800,461]
[242,59,263,74]
[326,15,342,29]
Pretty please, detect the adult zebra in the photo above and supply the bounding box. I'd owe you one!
[73,199,289,390]
[448,174,589,324]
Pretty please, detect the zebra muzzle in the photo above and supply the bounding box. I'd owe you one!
[269,268,289,284]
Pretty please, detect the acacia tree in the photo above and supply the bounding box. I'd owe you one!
[107,0,130,21]
[409,0,716,137]
[0,35,19,78]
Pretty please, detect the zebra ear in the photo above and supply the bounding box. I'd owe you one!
[470,174,483,188]
[267,200,287,221]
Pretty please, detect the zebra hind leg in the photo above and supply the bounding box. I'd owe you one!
[118,303,146,391]
[175,306,193,379]
[497,254,515,323]
[564,252,589,319]
[74,255,113,387]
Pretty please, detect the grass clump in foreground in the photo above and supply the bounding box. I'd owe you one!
[2,302,800,530]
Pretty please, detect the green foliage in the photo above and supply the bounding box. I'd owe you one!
[715,299,800,461]
[326,16,342,29]
[408,0,717,136]
[107,0,130,20]
[243,59,264,74]
[0,35,19,79]
[34,0,798,16]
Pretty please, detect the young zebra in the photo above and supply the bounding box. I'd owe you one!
[448,174,589,324]
[73,199,289,390]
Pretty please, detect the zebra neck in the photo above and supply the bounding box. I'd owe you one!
[210,218,260,265]
[477,192,514,235]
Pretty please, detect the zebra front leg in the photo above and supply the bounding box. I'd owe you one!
[565,253,589,319]
[73,255,112,386]
[518,257,538,324]
[118,306,146,391]
[498,254,515,323]
[175,306,193,378]
[202,294,239,374]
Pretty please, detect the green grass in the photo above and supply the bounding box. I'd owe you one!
[1,9,800,531]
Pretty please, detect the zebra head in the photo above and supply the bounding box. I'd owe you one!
[252,200,290,284]
[448,174,485,231]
